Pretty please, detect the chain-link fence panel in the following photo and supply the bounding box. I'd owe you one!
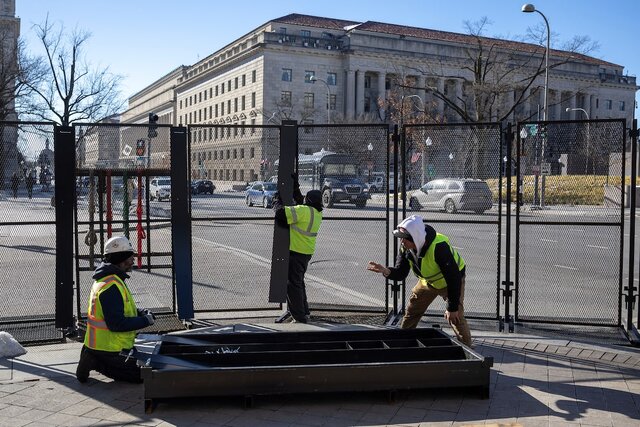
[189,125,281,220]
[0,122,61,342]
[399,124,503,321]
[74,123,174,320]
[515,120,626,326]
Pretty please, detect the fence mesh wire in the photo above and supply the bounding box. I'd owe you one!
[401,124,502,320]
[0,123,62,342]
[515,120,626,325]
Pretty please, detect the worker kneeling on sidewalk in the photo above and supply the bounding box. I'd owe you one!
[76,236,155,383]
[367,215,472,346]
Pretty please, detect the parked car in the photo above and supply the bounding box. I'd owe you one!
[191,180,215,195]
[149,177,171,201]
[408,178,493,214]
[245,181,278,208]
[366,175,385,193]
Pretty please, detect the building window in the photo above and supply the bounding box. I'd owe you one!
[364,75,371,88]
[234,77,238,89]
[303,120,314,133]
[605,99,612,110]
[251,92,256,108]
[209,88,213,98]
[619,101,625,111]
[179,100,182,109]
[304,92,314,109]
[204,91,207,101]
[208,151,212,160]
[281,91,292,106]
[304,70,315,83]
[240,148,245,158]
[234,98,238,112]
[242,74,246,86]
[215,104,219,117]
[282,68,292,82]
[226,150,230,159]
[214,151,217,160]
[329,94,337,110]
[240,170,245,181]
[227,80,231,92]
[596,98,599,108]
[251,118,256,133]
[250,147,255,158]
[209,106,212,118]
[233,149,237,159]
[221,84,224,94]
[327,72,337,85]
[241,95,246,110]
[252,70,256,83]
[215,85,218,96]
[364,96,371,112]
[199,92,202,102]
[300,30,310,37]
[241,121,245,136]
[221,103,224,116]
[227,100,231,113]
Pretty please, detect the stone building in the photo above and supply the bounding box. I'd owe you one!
[0,0,19,189]
[120,13,638,184]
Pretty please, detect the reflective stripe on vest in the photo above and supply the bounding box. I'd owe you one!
[285,205,322,255]
[84,274,138,352]
[407,233,465,289]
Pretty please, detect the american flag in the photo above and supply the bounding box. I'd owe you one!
[410,151,421,164]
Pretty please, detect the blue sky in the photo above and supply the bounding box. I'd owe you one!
[16,0,639,117]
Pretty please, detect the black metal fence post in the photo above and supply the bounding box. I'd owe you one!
[628,119,639,343]
[501,124,514,332]
[54,125,75,329]
[170,126,194,320]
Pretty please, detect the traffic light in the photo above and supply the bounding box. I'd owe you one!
[136,139,146,156]
[148,112,159,138]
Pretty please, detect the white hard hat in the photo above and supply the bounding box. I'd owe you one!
[104,236,134,254]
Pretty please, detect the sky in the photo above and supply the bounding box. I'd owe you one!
[15,0,640,118]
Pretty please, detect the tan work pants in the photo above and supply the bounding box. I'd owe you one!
[400,276,472,347]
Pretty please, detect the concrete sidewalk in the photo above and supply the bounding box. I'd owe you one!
[1,322,640,427]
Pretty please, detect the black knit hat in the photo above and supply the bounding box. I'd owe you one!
[304,190,323,211]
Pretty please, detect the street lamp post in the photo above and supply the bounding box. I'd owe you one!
[310,76,331,124]
[522,3,550,208]
[367,142,374,181]
[424,136,433,185]
[566,107,591,174]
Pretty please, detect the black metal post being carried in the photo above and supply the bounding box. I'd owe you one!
[170,126,194,320]
[54,126,75,329]
[269,120,297,303]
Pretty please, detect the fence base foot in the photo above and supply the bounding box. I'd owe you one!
[275,312,291,323]
[627,325,640,347]
[384,311,403,327]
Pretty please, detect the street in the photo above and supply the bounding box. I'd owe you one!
[0,189,638,325]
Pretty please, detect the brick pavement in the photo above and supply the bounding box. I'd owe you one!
[1,323,640,427]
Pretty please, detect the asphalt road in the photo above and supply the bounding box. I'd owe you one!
[0,191,638,325]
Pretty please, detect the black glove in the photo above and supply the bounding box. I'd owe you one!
[291,173,300,189]
[142,309,155,326]
[272,191,283,211]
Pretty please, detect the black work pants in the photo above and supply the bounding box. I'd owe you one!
[287,251,312,322]
[80,345,142,383]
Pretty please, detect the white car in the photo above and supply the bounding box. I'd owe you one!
[149,178,171,201]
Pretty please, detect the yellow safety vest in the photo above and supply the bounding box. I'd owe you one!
[84,274,138,352]
[285,204,322,255]
[406,233,465,289]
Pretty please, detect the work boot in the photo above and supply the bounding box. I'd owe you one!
[76,347,96,383]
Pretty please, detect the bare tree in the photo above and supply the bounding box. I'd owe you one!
[23,16,124,126]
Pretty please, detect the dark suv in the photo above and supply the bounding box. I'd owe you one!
[191,180,216,195]
[321,176,369,209]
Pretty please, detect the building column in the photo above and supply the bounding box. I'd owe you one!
[345,70,355,120]
[569,91,577,119]
[416,75,426,103]
[355,70,365,118]
[436,78,445,117]
[377,71,387,119]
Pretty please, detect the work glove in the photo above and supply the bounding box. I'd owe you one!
[142,309,155,326]
[271,191,283,211]
[291,173,300,190]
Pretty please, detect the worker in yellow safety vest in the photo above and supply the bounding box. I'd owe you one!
[367,215,472,346]
[273,176,323,323]
[76,236,155,383]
